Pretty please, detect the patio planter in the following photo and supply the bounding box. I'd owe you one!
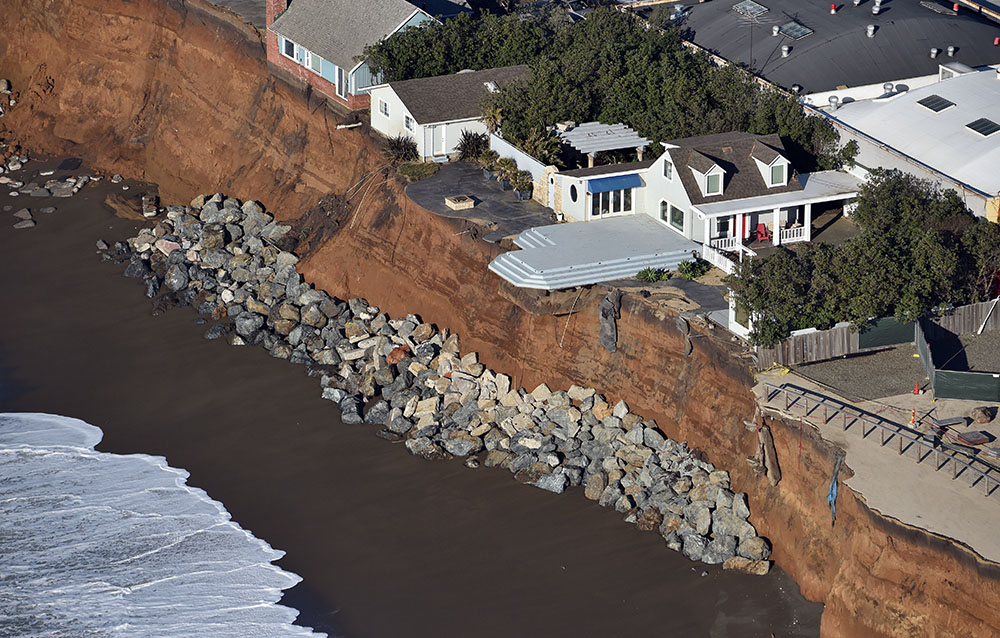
[514,188,532,201]
[498,179,513,191]
[482,168,495,181]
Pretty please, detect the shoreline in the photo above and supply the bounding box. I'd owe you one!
[0,156,822,636]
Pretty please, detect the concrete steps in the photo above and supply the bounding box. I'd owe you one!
[514,228,556,250]
[489,247,691,290]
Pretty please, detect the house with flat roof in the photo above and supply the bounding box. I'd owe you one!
[813,64,1000,221]
[369,66,530,161]
[633,0,1000,94]
[489,130,861,290]
[264,0,471,109]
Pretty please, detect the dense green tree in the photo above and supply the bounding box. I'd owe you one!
[366,8,850,170]
[728,169,999,345]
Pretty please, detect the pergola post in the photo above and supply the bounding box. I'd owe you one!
[587,153,595,168]
[772,207,781,246]
[636,146,644,161]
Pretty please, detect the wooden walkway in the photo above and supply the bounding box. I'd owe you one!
[762,383,1000,498]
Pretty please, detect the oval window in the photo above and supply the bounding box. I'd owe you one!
[570,185,578,202]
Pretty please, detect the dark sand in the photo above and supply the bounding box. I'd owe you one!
[0,159,822,637]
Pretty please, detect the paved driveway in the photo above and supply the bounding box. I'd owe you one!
[405,162,554,242]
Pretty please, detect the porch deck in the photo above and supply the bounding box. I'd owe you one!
[489,215,700,290]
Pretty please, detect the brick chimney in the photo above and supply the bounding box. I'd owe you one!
[266,0,290,27]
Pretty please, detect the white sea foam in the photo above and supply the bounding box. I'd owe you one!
[0,413,326,637]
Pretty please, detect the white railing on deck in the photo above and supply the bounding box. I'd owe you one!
[710,236,740,251]
[702,243,738,275]
[779,226,807,243]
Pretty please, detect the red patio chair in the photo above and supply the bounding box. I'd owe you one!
[754,223,771,242]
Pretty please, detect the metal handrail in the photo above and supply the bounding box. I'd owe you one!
[762,382,1000,497]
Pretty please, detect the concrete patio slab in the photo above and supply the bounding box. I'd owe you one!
[405,162,553,242]
[489,215,700,290]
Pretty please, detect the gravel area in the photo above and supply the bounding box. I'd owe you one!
[793,344,927,401]
[934,329,1000,373]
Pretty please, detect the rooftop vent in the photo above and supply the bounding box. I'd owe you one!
[484,81,499,93]
[779,21,813,39]
[917,94,956,112]
[867,24,876,37]
[920,0,957,14]
[732,0,769,18]
[967,118,1000,137]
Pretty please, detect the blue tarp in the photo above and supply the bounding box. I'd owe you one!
[587,174,642,194]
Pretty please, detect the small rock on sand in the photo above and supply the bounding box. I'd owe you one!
[39,207,56,213]
[13,219,36,229]
[13,208,31,220]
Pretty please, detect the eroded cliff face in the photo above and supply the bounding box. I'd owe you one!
[3,0,999,634]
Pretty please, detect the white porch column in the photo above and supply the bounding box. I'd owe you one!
[804,203,813,242]
[772,207,781,246]
[703,216,711,246]
[737,213,745,241]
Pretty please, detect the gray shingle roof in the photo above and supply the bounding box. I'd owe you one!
[270,0,427,71]
[665,131,801,205]
[560,160,655,178]
[389,65,531,124]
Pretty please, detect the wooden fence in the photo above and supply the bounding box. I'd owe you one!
[756,324,859,367]
[756,298,1000,368]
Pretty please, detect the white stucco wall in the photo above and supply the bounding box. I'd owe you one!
[642,151,696,240]
[371,85,488,161]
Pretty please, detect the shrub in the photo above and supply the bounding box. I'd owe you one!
[637,267,671,282]
[456,130,489,161]
[383,134,418,164]
[677,257,710,280]
[397,161,440,182]
[495,157,518,182]
[479,149,500,170]
[512,170,533,192]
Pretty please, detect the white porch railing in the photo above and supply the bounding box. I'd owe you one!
[710,236,741,251]
[779,226,807,243]
[702,243,738,275]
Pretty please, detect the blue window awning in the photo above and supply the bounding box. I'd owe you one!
[587,173,642,194]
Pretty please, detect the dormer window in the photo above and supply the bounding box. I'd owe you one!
[663,159,673,180]
[770,163,785,186]
[706,173,722,195]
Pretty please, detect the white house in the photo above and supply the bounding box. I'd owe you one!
[490,130,862,291]
[369,66,530,161]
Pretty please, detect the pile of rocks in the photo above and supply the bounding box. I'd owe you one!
[114,192,772,575]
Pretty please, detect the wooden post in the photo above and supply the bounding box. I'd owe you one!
[843,413,848,431]
[784,390,789,410]
[880,428,885,446]
[824,404,828,424]
[898,434,903,455]
[954,458,959,479]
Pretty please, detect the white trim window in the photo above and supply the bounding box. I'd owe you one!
[663,159,673,181]
[307,50,322,74]
[379,99,390,117]
[404,115,415,132]
[706,173,722,195]
[281,37,297,61]
[769,163,785,187]
[660,200,685,233]
[591,188,633,218]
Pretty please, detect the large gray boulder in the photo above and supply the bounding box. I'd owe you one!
[164,264,189,292]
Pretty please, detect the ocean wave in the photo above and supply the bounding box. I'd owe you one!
[0,413,325,637]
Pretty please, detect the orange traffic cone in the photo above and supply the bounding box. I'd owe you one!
[913,382,920,395]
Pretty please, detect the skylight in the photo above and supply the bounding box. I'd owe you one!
[779,21,813,39]
[917,95,955,112]
[966,118,1000,137]
[732,0,768,18]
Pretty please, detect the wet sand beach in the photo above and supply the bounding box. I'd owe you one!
[0,160,822,637]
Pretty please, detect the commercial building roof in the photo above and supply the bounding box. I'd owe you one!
[388,66,530,125]
[640,0,1000,93]
[827,67,1000,197]
[556,122,651,155]
[663,131,802,205]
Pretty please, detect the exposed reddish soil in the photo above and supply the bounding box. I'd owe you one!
[3,0,999,634]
